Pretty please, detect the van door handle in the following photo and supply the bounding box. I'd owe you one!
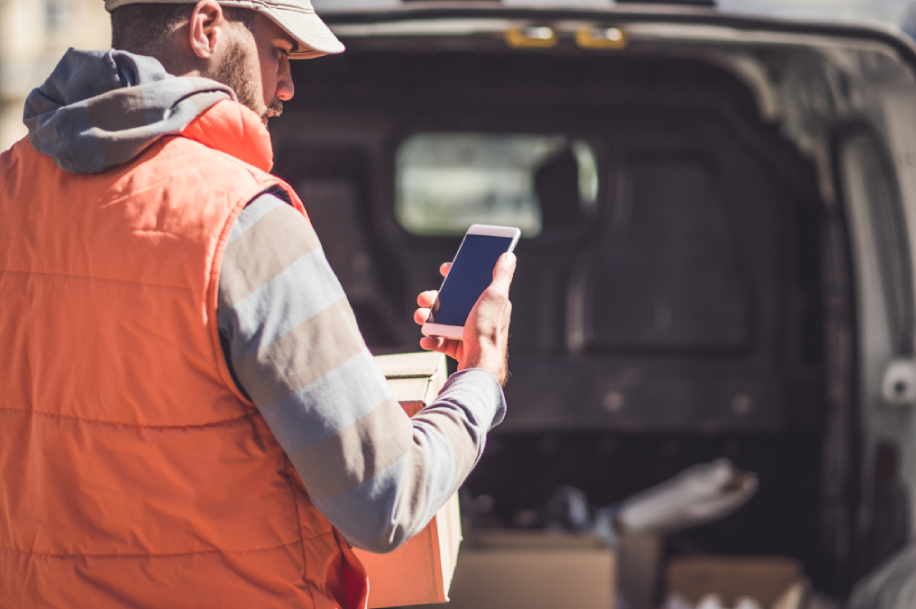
[882,359,916,406]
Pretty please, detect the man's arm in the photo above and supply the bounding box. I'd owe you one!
[217,192,509,553]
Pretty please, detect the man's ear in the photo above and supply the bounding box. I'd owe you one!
[188,0,226,59]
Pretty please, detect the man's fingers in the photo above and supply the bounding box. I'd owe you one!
[417,290,438,308]
[420,335,444,351]
[440,262,451,278]
[490,252,517,294]
[420,335,459,359]
[414,308,431,326]
[416,289,438,326]
[427,336,451,351]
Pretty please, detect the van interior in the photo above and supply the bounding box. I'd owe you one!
[271,13,916,603]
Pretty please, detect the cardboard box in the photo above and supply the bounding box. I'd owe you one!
[353,352,460,608]
[374,351,448,418]
[412,530,617,609]
[667,555,809,609]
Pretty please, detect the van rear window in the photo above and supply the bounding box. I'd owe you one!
[395,133,598,237]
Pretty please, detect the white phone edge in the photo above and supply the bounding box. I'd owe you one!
[421,224,521,340]
[421,322,465,340]
[466,223,523,239]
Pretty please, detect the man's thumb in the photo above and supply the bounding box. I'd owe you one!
[491,253,517,293]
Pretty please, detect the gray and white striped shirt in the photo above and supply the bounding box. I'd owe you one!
[217,191,506,553]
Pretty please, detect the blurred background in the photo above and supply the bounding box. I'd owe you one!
[0,0,109,150]
[4,0,916,151]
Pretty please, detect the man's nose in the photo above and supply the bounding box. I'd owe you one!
[277,57,294,101]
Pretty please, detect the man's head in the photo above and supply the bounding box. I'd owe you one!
[108,0,343,123]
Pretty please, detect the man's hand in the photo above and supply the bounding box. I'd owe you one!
[414,253,516,386]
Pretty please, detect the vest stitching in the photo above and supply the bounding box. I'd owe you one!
[280,460,340,607]
[0,268,194,291]
[0,531,337,559]
[0,539,305,559]
[284,458,309,551]
[0,406,249,429]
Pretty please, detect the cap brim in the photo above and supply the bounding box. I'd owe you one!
[104,0,345,60]
[259,6,345,59]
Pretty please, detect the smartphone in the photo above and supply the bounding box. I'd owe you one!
[422,224,521,340]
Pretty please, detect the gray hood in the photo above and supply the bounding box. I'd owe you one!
[24,49,235,174]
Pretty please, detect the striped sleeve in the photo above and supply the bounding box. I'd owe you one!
[217,192,507,553]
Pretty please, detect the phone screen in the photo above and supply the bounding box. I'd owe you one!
[428,234,515,328]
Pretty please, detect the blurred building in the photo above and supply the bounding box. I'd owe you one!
[0,0,109,151]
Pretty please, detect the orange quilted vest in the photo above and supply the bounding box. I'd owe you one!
[0,99,368,609]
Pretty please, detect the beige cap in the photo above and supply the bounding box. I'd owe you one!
[104,0,345,59]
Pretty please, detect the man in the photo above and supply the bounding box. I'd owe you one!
[0,1,515,607]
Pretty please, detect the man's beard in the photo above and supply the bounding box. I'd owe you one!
[211,37,283,121]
